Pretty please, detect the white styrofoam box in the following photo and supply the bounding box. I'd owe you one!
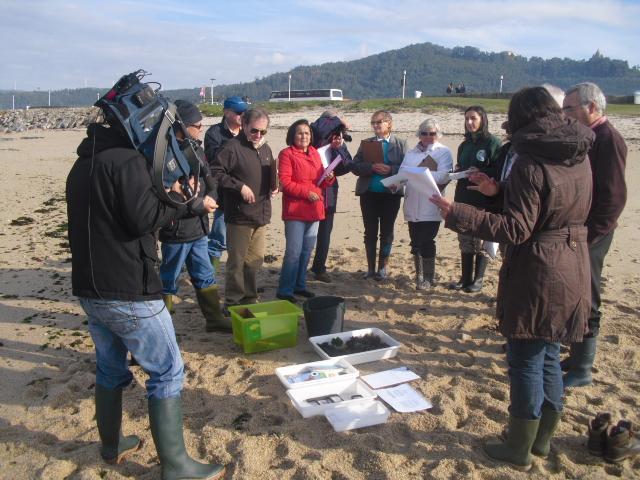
[308,328,401,365]
[286,378,376,418]
[275,358,359,390]
[324,399,390,432]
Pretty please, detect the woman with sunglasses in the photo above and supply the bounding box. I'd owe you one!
[395,118,453,290]
[352,110,408,280]
[276,119,335,302]
[449,105,502,293]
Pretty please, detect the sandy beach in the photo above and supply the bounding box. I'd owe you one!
[0,106,639,479]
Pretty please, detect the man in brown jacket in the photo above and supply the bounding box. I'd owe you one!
[562,82,628,388]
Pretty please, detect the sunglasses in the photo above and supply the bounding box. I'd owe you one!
[250,127,268,135]
[420,131,437,137]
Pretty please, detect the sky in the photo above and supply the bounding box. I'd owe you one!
[2,0,640,91]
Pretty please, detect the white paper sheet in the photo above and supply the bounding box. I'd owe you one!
[317,153,343,186]
[375,383,433,413]
[317,144,332,168]
[401,166,442,198]
[361,368,420,389]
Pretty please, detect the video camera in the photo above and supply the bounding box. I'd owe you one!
[95,70,200,206]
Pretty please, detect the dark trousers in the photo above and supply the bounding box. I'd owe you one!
[408,221,440,258]
[587,231,614,337]
[359,192,402,256]
[311,209,335,274]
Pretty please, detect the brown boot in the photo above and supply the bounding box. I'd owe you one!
[587,412,612,456]
[604,420,640,463]
[162,294,175,314]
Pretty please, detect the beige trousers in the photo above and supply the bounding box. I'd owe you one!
[224,223,266,305]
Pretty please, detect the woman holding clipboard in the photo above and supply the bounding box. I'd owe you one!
[351,110,408,280]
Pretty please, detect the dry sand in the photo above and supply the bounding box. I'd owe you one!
[0,107,638,479]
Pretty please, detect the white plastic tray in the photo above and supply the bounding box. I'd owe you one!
[324,399,390,432]
[275,358,359,390]
[308,328,401,365]
[286,378,376,418]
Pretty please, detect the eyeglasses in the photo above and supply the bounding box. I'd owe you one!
[420,131,438,137]
[250,127,268,135]
[190,124,203,131]
[371,120,386,125]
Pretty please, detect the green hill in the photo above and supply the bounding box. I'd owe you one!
[2,42,639,109]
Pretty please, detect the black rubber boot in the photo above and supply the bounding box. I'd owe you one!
[413,254,424,290]
[448,253,474,290]
[195,285,231,333]
[148,396,225,480]
[531,406,561,457]
[422,257,436,289]
[95,384,141,464]
[484,416,539,471]
[464,254,489,293]
[374,254,389,281]
[588,412,613,456]
[563,336,597,388]
[363,243,376,279]
[163,294,175,315]
[605,420,640,463]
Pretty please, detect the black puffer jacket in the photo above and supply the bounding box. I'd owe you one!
[158,149,217,244]
[67,124,187,300]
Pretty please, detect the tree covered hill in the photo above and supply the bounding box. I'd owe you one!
[2,42,639,109]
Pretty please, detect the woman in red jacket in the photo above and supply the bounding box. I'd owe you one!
[276,119,335,302]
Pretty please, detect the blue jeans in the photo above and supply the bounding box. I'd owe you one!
[160,237,214,294]
[207,209,227,260]
[79,297,184,399]
[277,220,319,296]
[507,340,563,419]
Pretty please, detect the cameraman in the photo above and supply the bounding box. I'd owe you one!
[66,111,224,478]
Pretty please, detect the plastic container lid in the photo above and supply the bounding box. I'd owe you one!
[324,400,390,432]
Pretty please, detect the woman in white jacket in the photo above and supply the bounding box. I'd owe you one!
[399,119,453,289]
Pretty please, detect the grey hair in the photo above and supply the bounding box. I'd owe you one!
[565,82,606,115]
[242,107,270,127]
[320,108,339,118]
[540,83,565,109]
[416,118,443,139]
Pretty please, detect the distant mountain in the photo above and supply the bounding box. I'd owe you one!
[2,42,639,109]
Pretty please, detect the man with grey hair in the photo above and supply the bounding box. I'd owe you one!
[541,83,565,108]
[212,108,277,312]
[562,81,627,388]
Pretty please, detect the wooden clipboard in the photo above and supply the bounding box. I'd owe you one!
[360,140,384,164]
[418,155,438,171]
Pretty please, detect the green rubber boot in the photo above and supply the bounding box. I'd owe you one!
[95,384,141,464]
[531,406,561,457]
[163,294,175,315]
[148,396,225,480]
[195,285,232,333]
[484,416,540,471]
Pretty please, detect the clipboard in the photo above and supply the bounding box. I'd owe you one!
[418,155,438,171]
[360,140,384,164]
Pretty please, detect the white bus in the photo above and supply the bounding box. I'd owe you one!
[269,88,343,102]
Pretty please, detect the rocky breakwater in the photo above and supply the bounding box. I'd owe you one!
[0,107,101,133]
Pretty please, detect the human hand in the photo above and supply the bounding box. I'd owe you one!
[203,195,218,211]
[240,184,256,203]
[372,163,391,175]
[308,191,320,202]
[270,188,279,198]
[467,172,500,196]
[325,171,335,181]
[429,195,453,219]
[388,184,398,193]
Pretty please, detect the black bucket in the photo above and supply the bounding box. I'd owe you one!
[303,296,345,338]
